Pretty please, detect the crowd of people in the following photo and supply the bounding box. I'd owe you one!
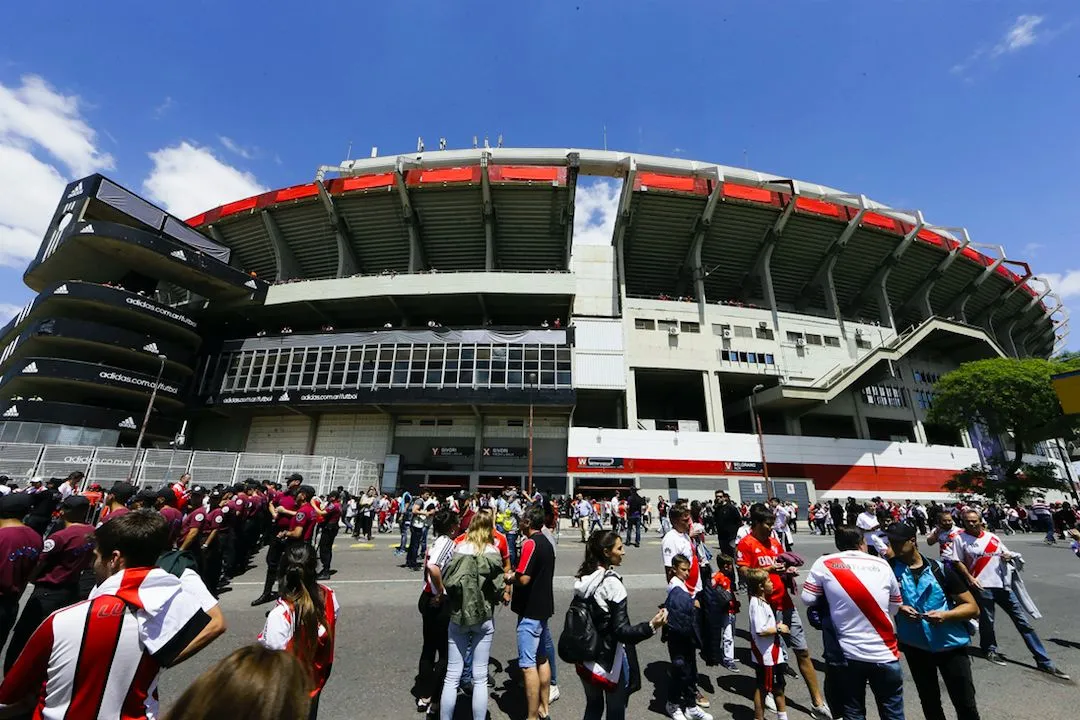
[0,470,1076,720]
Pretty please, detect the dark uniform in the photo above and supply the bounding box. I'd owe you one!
[318,495,342,579]
[200,491,229,596]
[0,493,44,651]
[4,495,95,671]
[253,474,303,605]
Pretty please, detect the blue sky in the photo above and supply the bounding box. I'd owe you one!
[1,1,1077,348]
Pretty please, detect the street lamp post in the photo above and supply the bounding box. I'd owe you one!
[127,354,167,482]
[527,372,537,499]
[750,384,773,500]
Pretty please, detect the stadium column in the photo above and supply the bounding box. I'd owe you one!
[316,180,361,277]
[260,211,302,282]
[395,160,426,272]
[702,371,725,432]
[874,279,895,330]
[481,153,496,270]
[625,369,639,429]
[612,158,636,315]
[999,318,1020,357]
[472,411,483,493]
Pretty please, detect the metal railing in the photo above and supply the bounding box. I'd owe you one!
[0,443,380,496]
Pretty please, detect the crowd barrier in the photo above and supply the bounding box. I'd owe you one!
[0,442,380,496]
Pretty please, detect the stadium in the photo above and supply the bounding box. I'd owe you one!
[0,147,1071,501]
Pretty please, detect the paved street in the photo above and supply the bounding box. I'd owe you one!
[157,525,1080,719]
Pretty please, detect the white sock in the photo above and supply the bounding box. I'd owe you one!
[777,713,788,720]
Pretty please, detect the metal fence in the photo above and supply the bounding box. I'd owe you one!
[0,442,380,496]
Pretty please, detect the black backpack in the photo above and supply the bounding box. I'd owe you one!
[557,571,611,663]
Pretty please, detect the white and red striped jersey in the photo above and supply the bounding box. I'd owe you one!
[748,596,785,667]
[953,530,1009,589]
[258,585,340,693]
[936,526,963,560]
[0,567,210,720]
[801,550,902,664]
[661,530,701,595]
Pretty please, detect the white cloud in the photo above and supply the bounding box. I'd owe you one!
[153,96,174,119]
[142,142,266,219]
[1043,270,1080,299]
[0,75,113,270]
[219,135,256,159]
[952,14,1048,76]
[0,302,25,325]
[573,179,622,246]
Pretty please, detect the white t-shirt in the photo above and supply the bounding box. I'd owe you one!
[773,505,790,532]
[953,530,1010,589]
[661,529,701,594]
[259,586,340,650]
[736,524,752,542]
[856,511,879,531]
[749,596,785,666]
[936,526,963,560]
[801,550,901,663]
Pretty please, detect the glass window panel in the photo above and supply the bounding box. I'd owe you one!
[509,370,522,385]
[540,371,556,385]
[509,347,523,362]
[459,369,473,385]
[525,348,540,362]
[461,346,475,361]
[541,348,555,361]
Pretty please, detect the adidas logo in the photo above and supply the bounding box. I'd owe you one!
[21,361,38,374]
[118,417,137,430]
[244,279,258,289]
[278,391,291,402]
[79,224,95,234]
[143,342,159,353]
[66,182,84,199]
[54,284,68,295]
[170,249,187,261]
[2,406,18,418]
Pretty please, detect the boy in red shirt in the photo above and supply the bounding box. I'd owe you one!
[711,554,739,671]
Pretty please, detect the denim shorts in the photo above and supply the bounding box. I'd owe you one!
[516,617,551,669]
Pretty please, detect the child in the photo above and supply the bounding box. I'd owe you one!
[664,555,712,720]
[746,568,788,720]
[711,554,739,671]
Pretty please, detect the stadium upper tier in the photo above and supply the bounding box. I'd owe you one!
[181,148,1064,357]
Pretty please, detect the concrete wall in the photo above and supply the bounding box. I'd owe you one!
[265,271,575,305]
[570,245,618,317]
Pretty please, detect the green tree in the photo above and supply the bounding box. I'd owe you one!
[927,357,1076,502]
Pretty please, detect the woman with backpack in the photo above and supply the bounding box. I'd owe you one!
[437,511,505,720]
[257,543,339,720]
[571,530,668,720]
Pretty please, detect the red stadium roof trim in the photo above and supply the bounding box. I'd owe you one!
[861,212,900,233]
[271,183,319,203]
[794,196,844,218]
[489,165,566,184]
[328,173,396,193]
[405,166,483,185]
[720,183,778,205]
[634,172,709,195]
[218,196,258,218]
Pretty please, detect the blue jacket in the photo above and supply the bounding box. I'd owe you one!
[891,558,971,652]
[664,583,700,646]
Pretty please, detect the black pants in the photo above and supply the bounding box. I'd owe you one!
[417,591,450,700]
[359,513,374,540]
[666,634,698,708]
[0,597,19,658]
[201,542,223,597]
[319,524,339,572]
[262,536,286,597]
[5,585,79,671]
[901,644,980,720]
[220,531,237,579]
[406,525,424,568]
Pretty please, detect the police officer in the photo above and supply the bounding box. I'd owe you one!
[200,488,230,597]
[4,495,95,671]
[286,485,319,545]
[252,473,303,605]
[0,492,43,650]
[178,486,209,570]
[318,491,343,580]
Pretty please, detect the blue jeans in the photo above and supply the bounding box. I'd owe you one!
[441,619,495,720]
[544,621,558,684]
[625,514,641,546]
[507,531,519,569]
[582,652,630,720]
[977,587,1053,668]
[840,659,905,720]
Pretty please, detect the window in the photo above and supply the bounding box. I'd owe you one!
[913,370,941,385]
[764,354,775,365]
[720,350,731,361]
[805,334,822,346]
[824,335,841,347]
[657,320,678,333]
[856,337,872,350]
[755,326,774,340]
[635,318,655,330]
[734,325,753,338]
[712,324,731,336]
[862,384,906,408]
[786,331,803,342]
[681,322,700,333]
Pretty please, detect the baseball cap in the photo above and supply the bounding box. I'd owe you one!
[0,492,33,518]
[108,481,137,503]
[299,484,316,498]
[61,495,91,512]
[29,477,43,485]
[285,472,304,482]
[885,522,916,544]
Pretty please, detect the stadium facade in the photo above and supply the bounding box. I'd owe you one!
[1,148,1071,502]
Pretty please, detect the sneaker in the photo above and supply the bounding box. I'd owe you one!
[548,684,560,703]
[764,693,777,712]
[722,660,739,672]
[665,704,687,720]
[810,703,834,720]
[695,692,710,708]
[685,707,713,720]
[1039,666,1071,680]
[985,650,1008,666]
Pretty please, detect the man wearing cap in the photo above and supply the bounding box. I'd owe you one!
[3,495,96,671]
[155,488,185,549]
[318,491,343,580]
[886,521,982,720]
[0,493,44,651]
[100,481,137,525]
[252,474,302,605]
[200,488,233,596]
[285,485,319,544]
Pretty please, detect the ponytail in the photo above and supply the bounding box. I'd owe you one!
[277,542,327,671]
[576,530,619,578]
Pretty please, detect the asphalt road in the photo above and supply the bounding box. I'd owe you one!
[154,524,1080,720]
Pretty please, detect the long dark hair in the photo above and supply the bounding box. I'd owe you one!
[576,530,619,578]
[277,542,327,669]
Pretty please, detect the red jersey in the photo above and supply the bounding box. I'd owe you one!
[736,533,792,611]
[275,493,298,529]
[259,585,339,694]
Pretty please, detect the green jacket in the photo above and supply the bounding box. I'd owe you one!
[443,550,504,627]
